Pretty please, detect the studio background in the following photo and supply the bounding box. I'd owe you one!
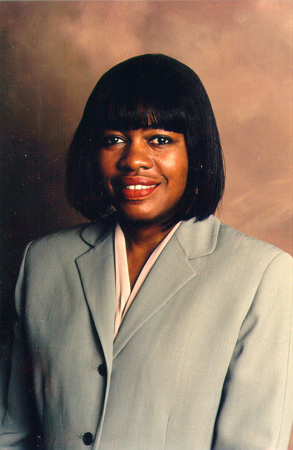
[0,1,293,447]
[1,1,292,337]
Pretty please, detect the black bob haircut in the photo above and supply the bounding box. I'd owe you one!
[66,54,225,223]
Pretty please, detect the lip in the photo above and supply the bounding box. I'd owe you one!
[120,177,160,187]
[117,177,161,200]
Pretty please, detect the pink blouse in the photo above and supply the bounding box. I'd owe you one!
[113,222,181,338]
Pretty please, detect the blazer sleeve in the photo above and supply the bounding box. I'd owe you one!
[213,251,293,449]
[0,243,40,449]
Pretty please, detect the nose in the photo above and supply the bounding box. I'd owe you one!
[118,139,153,171]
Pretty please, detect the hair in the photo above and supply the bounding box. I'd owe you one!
[66,54,225,223]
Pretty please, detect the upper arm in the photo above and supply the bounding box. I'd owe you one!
[213,252,293,449]
[0,242,39,449]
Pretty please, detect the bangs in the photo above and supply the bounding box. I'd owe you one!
[83,54,193,136]
[97,94,188,134]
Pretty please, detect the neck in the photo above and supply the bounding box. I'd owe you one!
[119,219,174,252]
[118,218,178,289]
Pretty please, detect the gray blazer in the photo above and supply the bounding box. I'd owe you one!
[0,215,292,449]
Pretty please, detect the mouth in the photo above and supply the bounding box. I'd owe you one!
[118,177,160,200]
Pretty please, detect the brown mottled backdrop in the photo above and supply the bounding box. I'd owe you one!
[0,0,292,435]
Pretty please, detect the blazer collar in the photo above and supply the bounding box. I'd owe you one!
[80,215,117,247]
[175,215,220,259]
[80,214,220,259]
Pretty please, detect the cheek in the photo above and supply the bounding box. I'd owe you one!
[174,153,189,201]
[169,152,189,185]
[181,156,189,181]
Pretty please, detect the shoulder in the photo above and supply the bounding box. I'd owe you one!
[218,221,292,280]
[24,219,114,265]
[27,224,88,257]
[218,221,291,267]
[218,221,289,259]
[177,216,292,278]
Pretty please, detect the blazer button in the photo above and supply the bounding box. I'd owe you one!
[35,434,42,447]
[98,363,107,377]
[82,432,94,445]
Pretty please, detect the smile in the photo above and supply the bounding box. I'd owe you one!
[126,185,157,190]
[120,183,159,200]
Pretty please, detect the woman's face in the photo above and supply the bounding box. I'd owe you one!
[98,128,188,225]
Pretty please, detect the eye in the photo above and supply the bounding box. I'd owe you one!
[102,135,125,147]
[150,135,173,146]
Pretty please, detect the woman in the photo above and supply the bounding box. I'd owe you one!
[0,54,292,449]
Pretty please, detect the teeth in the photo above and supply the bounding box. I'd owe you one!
[126,185,156,190]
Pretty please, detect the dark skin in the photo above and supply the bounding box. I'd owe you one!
[98,128,189,288]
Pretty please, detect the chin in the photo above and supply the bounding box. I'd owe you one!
[117,210,178,228]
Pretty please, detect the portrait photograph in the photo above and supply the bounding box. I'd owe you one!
[0,1,292,448]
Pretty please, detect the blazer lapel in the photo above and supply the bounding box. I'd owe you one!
[113,215,220,359]
[113,234,195,359]
[76,225,116,372]
[75,216,220,365]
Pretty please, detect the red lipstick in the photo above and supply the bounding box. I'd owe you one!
[119,177,160,200]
